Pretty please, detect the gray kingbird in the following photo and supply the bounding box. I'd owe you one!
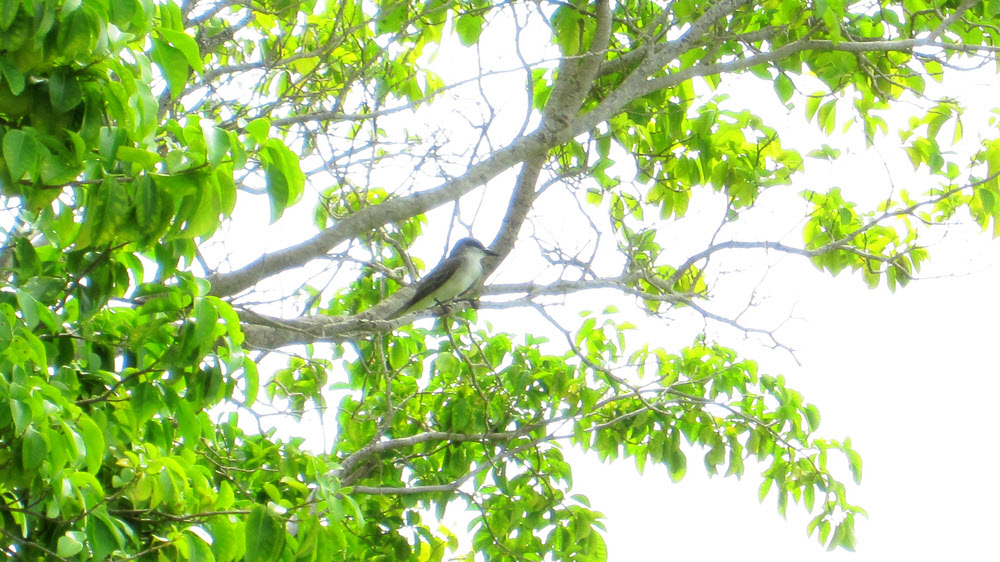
[388,238,498,320]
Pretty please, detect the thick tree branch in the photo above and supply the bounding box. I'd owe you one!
[541,0,613,126]
[209,0,990,300]
[209,136,551,297]
[638,0,756,76]
[234,232,912,349]
[487,156,545,266]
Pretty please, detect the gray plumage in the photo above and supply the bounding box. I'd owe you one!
[388,238,497,320]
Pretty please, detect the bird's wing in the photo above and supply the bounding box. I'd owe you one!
[388,257,462,319]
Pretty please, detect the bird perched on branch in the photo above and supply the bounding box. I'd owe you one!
[388,238,498,320]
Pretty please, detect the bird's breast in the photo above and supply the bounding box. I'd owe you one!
[441,257,484,296]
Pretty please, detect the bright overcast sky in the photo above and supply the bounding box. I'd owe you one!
[230,8,1000,559]
[414,13,1000,559]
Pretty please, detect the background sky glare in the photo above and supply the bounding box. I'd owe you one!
[421,13,1000,558]
[226,7,1000,558]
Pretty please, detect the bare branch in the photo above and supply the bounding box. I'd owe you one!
[337,429,528,478]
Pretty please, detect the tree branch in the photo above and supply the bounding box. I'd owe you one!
[338,430,528,479]
[209,0,990,300]
[349,435,550,496]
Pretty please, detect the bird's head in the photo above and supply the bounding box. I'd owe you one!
[450,238,499,260]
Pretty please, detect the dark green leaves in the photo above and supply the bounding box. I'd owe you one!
[22,426,49,471]
[0,0,19,30]
[86,513,123,561]
[49,68,83,112]
[245,505,287,562]
[74,177,129,248]
[56,532,86,557]
[2,128,39,181]
[77,415,105,474]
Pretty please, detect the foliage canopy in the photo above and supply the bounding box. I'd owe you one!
[1,0,998,559]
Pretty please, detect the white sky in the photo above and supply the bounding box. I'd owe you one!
[418,12,1000,560]
[567,226,1000,559]
[221,7,1000,559]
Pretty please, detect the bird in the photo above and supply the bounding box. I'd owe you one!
[387,238,498,320]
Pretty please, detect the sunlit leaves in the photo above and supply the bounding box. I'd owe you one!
[3,0,996,557]
[150,38,189,97]
[374,2,407,35]
[266,356,329,419]
[799,186,932,290]
[455,13,485,46]
[969,139,1000,233]
[552,1,591,56]
[774,72,794,104]
[262,139,305,223]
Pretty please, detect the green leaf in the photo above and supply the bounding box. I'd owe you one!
[264,165,289,223]
[389,341,408,370]
[150,37,190,98]
[551,5,582,55]
[194,297,219,345]
[9,391,31,436]
[14,235,40,277]
[244,118,270,144]
[758,477,772,502]
[57,8,95,57]
[186,528,217,562]
[804,404,821,432]
[261,140,304,222]
[77,176,130,247]
[86,515,120,562]
[245,504,286,562]
[210,515,239,562]
[134,175,168,242]
[118,146,163,169]
[846,448,863,484]
[158,28,204,73]
[805,93,823,122]
[179,175,223,238]
[374,3,406,35]
[15,290,40,329]
[242,356,259,406]
[57,532,85,557]
[0,0,18,30]
[0,57,26,94]
[666,448,686,482]
[70,471,105,496]
[175,398,202,445]
[217,481,235,509]
[3,129,39,182]
[22,426,49,471]
[818,100,837,135]
[774,73,794,103]
[49,69,83,112]
[202,121,230,167]
[77,415,105,474]
[455,14,485,46]
[828,515,857,551]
